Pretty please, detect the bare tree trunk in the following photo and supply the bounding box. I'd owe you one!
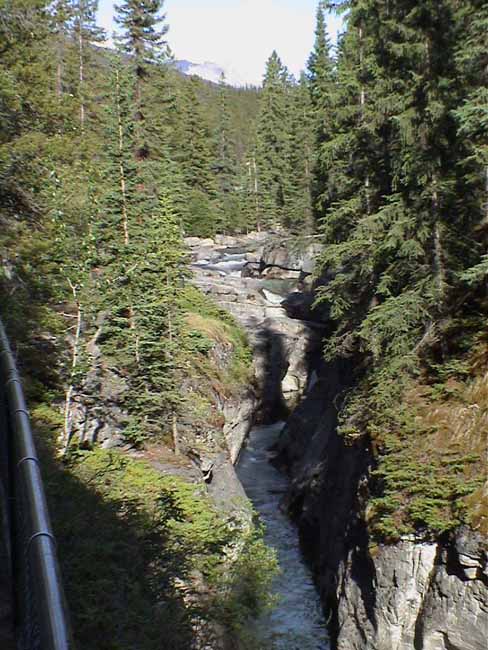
[484,165,488,226]
[252,155,260,231]
[166,272,180,455]
[432,179,446,300]
[56,38,63,98]
[62,279,82,454]
[78,21,85,130]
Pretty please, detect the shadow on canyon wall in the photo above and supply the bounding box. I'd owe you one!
[272,356,379,644]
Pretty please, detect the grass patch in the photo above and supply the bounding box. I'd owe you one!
[347,323,488,542]
[180,286,253,391]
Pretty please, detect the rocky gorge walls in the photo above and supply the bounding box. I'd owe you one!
[247,242,488,650]
[66,231,487,649]
[188,233,326,424]
[190,232,488,650]
[275,362,487,650]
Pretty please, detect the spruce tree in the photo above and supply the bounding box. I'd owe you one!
[94,62,187,444]
[255,50,290,229]
[286,73,315,232]
[177,76,218,236]
[307,1,334,111]
[307,1,335,215]
[213,73,241,232]
[115,0,169,159]
[315,0,486,395]
[49,0,73,97]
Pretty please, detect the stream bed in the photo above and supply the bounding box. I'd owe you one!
[237,423,330,650]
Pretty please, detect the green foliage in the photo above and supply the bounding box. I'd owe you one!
[180,285,253,387]
[368,419,483,541]
[312,0,488,541]
[34,426,277,650]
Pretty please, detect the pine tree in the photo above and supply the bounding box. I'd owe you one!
[49,0,73,97]
[307,1,334,112]
[213,73,241,232]
[115,0,169,159]
[315,0,486,385]
[307,1,335,215]
[255,50,290,229]
[177,76,218,236]
[286,74,315,232]
[453,0,488,227]
[94,62,187,444]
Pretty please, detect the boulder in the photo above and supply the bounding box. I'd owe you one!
[184,237,215,248]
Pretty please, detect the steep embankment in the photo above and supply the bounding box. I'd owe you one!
[276,369,487,650]
[187,232,332,649]
[191,232,488,650]
[267,259,488,649]
[28,255,280,649]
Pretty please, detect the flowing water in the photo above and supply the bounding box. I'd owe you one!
[193,249,329,649]
[237,424,329,650]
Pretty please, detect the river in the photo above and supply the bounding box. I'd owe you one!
[192,247,330,650]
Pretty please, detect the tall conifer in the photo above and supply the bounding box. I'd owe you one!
[115,0,169,158]
[255,51,290,229]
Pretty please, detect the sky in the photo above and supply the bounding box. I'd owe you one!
[97,0,343,86]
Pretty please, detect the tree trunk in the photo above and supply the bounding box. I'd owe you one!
[56,38,63,98]
[432,176,446,303]
[62,279,82,454]
[484,164,488,226]
[252,155,260,231]
[166,272,180,455]
[78,21,85,130]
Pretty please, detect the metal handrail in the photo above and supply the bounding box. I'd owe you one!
[0,319,73,650]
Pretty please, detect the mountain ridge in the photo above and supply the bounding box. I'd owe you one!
[172,59,257,88]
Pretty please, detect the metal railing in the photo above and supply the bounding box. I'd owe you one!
[0,319,73,650]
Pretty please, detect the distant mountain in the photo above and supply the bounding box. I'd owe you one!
[93,42,255,87]
[173,60,253,88]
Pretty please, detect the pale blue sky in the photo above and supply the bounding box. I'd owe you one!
[97,0,343,85]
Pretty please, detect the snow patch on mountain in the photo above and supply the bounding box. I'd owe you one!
[174,60,253,88]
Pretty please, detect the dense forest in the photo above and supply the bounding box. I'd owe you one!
[0,0,486,648]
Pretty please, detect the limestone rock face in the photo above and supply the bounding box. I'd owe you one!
[334,534,488,650]
[190,237,324,421]
[275,361,488,650]
[223,390,256,464]
[260,239,323,274]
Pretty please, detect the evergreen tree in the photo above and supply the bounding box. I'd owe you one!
[314,0,486,409]
[240,142,261,233]
[177,76,218,236]
[286,74,315,231]
[213,74,241,232]
[49,0,73,97]
[94,62,187,443]
[115,0,169,158]
[307,1,334,110]
[215,74,235,195]
[255,50,290,229]
[307,1,335,214]
[453,0,488,289]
